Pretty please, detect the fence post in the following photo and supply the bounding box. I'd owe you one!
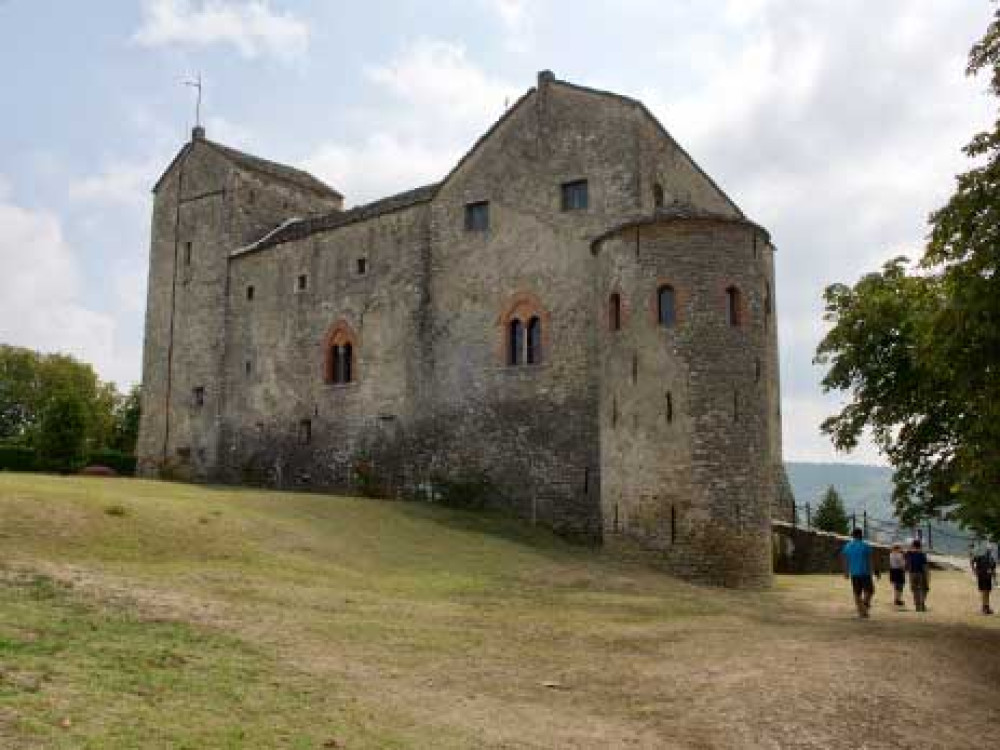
[805,503,811,529]
[851,512,857,532]
[863,510,868,539]
[927,521,933,550]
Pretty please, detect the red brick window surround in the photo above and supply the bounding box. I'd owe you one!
[499,292,550,367]
[323,320,359,385]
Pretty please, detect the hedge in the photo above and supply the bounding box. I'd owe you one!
[0,444,38,472]
[0,444,136,476]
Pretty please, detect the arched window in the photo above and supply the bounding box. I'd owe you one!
[725,286,742,327]
[508,319,524,366]
[609,293,621,331]
[657,285,676,327]
[653,183,664,208]
[526,316,542,364]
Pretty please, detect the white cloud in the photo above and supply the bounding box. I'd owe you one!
[132,0,310,61]
[307,134,453,206]
[68,158,160,208]
[0,181,138,386]
[307,40,520,204]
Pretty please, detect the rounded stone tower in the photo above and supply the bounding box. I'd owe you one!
[593,208,779,587]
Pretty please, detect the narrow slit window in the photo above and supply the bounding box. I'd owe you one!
[297,274,308,291]
[764,282,772,317]
[332,344,354,384]
[755,358,761,382]
[357,258,367,275]
[526,316,542,364]
[508,319,524,366]
[658,285,676,328]
[726,286,741,327]
[561,179,589,211]
[299,419,312,445]
[609,293,621,331]
[653,183,664,208]
[666,391,673,423]
[245,360,252,376]
[733,388,739,422]
[246,285,255,301]
[612,396,618,427]
[184,241,192,267]
[670,505,677,544]
[193,386,205,407]
[464,201,490,232]
[632,352,639,384]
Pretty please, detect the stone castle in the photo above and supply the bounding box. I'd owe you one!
[138,71,787,587]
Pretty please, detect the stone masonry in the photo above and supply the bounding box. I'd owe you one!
[137,72,788,587]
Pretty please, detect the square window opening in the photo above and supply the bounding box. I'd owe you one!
[561,179,589,211]
[464,201,490,232]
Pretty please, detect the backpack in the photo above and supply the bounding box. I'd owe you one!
[973,553,996,576]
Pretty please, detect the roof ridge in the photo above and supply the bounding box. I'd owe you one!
[202,139,343,199]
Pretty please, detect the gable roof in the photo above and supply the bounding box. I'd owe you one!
[152,137,342,199]
[232,182,440,258]
[549,78,744,219]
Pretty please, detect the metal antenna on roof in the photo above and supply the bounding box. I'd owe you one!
[184,73,203,129]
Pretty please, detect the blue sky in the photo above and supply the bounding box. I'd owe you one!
[0,0,992,463]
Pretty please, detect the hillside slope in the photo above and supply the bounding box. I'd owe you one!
[1,475,997,749]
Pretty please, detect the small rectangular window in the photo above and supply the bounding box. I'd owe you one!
[561,180,589,211]
[245,360,252,376]
[246,285,255,301]
[464,201,489,232]
[193,386,205,407]
[297,274,308,291]
[356,258,367,275]
[299,419,312,445]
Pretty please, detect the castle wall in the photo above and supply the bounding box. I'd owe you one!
[218,203,430,489]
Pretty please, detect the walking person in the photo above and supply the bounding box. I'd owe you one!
[841,528,876,618]
[970,545,996,615]
[889,543,906,607]
[906,539,930,612]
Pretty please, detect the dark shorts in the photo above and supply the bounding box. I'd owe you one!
[889,568,905,587]
[851,575,874,597]
[977,575,993,593]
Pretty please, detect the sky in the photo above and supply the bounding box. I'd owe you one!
[0,0,993,465]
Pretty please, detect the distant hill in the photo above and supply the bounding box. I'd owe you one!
[784,462,976,555]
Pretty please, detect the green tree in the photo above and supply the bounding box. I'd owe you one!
[816,10,1000,537]
[110,384,141,454]
[36,393,88,472]
[813,486,851,535]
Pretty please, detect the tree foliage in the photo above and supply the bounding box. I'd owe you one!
[0,344,140,462]
[816,9,1000,537]
[36,393,89,472]
[813,486,851,536]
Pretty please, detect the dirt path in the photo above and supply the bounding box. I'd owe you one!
[17,560,999,749]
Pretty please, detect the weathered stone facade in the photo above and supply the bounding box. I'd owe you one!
[138,72,786,587]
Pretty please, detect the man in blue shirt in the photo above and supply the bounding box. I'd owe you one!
[841,528,876,618]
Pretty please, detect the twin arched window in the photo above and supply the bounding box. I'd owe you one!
[324,321,358,384]
[509,316,542,365]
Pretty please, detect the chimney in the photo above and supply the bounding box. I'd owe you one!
[537,69,555,88]
[192,125,206,141]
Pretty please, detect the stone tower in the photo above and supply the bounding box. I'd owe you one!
[137,72,786,587]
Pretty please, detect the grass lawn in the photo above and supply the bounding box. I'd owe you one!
[0,474,997,749]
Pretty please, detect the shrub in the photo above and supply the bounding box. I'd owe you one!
[0,444,37,472]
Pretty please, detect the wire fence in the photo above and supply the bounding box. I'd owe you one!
[791,501,980,554]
